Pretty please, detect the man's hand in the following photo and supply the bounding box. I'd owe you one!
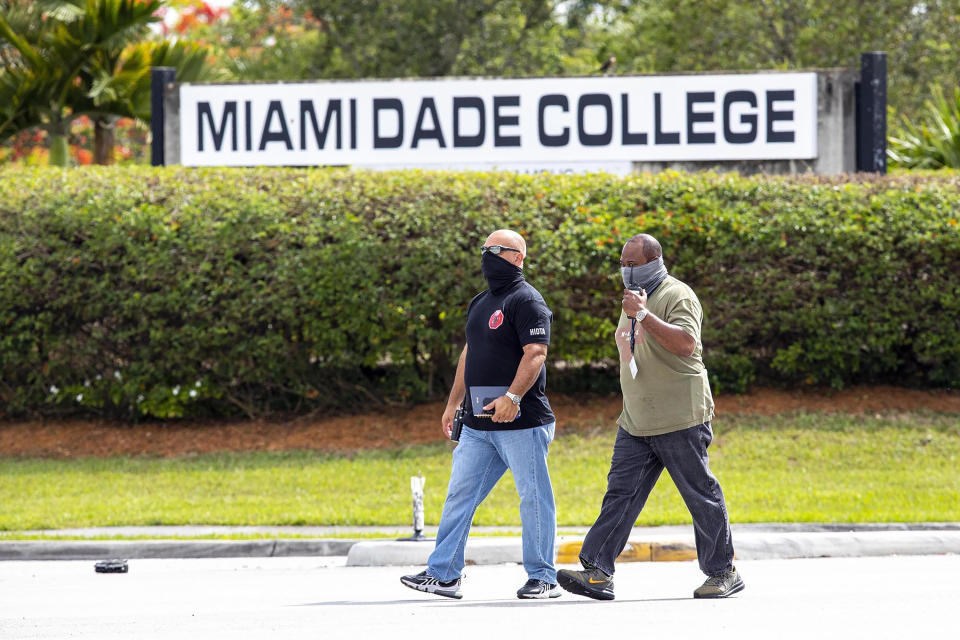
[622,288,647,319]
[441,403,458,438]
[483,395,520,423]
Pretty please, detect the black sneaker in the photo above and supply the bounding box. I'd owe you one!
[694,567,744,599]
[516,579,561,599]
[557,567,614,600]
[400,570,463,599]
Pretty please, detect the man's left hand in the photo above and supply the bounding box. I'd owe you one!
[483,395,520,423]
[622,288,647,319]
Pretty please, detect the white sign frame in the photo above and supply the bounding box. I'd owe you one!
[179,73,818,167]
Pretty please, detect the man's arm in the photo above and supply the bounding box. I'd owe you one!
[622,288,696,357]
[484,342,548,423]
[441,344,468,438]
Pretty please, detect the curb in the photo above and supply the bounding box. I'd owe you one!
[5,528,960,564]
[0,539,354,561]
[346,530,960,567]
[560,530,960,564]
[558,540,697,564]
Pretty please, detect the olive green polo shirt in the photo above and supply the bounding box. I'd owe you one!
[615,275,714,436]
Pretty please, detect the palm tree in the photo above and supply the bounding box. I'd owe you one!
[0,0,211,166]
[84,37,213,163]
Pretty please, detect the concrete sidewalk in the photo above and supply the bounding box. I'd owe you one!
[3,523,959,564]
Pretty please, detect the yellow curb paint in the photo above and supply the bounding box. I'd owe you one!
[557,540,658,564]
[650,542,698,562]
[556,541,584,565]
[618,541,652,562]
[557,540,697,564]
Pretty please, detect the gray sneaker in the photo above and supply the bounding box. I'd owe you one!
[557,567,614,600]
[517,578,561,599]
[400,570,463,599]
[694,567,744,599]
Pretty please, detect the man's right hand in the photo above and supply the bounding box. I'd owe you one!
[441,404,457,438]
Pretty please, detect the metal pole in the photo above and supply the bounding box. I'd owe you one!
[150,67,177,167]
[410,473,425,540]
[855,52,887,173]
[397,473,433,541]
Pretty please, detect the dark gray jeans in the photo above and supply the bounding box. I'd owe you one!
[578,422,735,577]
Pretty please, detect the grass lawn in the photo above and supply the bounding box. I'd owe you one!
[1,412,958,531]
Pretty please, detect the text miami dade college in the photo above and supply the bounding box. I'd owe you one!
[179,73,817,168]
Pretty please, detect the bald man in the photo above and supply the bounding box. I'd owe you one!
[401,229,559,600]
[557,233,743,600]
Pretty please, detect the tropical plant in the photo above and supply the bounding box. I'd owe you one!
[888,84,960,169]
[83,36,213,163]
[0,0,213,165]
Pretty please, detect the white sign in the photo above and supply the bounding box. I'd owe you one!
[362,161,633,175]
[179,74,818,167]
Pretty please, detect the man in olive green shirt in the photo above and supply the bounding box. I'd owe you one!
[557,233,744,601]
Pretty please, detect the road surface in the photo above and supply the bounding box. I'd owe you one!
[1,555,954,639]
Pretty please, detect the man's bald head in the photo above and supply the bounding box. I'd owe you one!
[624,233,662,263]
[484,229,526,267]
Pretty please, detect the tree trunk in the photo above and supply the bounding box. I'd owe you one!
[93,116,116,165]
[48,133,69,167]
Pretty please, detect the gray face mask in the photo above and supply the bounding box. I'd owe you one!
[621,257,667,292]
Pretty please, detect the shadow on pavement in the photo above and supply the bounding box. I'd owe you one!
[294,597,693,607]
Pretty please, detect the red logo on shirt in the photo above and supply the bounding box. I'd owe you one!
[488,309,504,329]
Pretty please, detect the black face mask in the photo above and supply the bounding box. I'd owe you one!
[481,251,524,295]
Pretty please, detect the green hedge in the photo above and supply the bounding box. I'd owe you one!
[1,167,958,419]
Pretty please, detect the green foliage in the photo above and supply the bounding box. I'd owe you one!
[206,0,596,82]
[0,1,162,138]
[0,413,958,528]
[585,0,960,133]
[889,84,960,169]
[1,167,959,419]
[193,0,960,132]
[0,0,214,165]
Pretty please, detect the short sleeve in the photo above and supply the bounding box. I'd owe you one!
[512,296,552,346]
[665,294,702,343]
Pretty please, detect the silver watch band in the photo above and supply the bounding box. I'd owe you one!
[505,391,521,405]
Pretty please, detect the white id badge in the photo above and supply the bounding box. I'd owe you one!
[629,357,639,379]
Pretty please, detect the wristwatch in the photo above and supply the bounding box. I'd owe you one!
[635,308,649,322]
[505,391,522,405]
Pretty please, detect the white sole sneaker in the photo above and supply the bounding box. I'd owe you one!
[517,583,562,599]
[400,573,463,599]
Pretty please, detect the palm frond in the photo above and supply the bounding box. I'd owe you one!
[888,84,960,170]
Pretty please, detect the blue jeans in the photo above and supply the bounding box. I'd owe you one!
[427,422,557,583]
[579,423,735,577]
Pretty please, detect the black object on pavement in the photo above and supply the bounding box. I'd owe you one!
[94,559,129,573]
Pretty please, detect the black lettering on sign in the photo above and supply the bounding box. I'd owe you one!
[620,94,647,145]
[686,92,715,144]
[654,93,680,144]
[493,96,521,147]
[350,99,357,150]
[373,98,404,149]
[577,93,612,146]
[538,94,569,147]
[766,90,795,143]
[723,91,758,144]
[300,99,342,150]
[259,100,293,151]
[411,97,446,148]
[453,97,485,148]
[244,101,252,151]
[197,101,237,152]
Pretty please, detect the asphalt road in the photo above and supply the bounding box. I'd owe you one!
[1,555,955,639]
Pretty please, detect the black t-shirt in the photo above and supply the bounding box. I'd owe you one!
[462,281,555,431]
